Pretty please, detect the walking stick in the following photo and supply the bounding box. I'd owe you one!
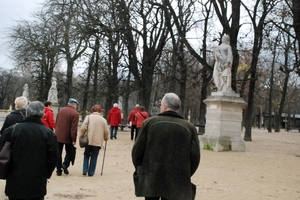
[101,141,107,176]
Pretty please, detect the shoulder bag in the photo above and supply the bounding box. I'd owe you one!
[0,125,16,179]
[79,116,89,148]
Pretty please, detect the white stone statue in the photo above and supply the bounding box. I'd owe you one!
[22,83,30,101]
[213,34,234,93]
[118,96,123,110]
[48,77,58,103]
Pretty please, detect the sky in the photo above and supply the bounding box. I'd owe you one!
[0,0,44,70]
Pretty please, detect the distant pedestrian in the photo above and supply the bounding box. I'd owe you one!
[127,104,140,140]
[41,101,56,130]
[134,106,149,140]
[107,103,122,139]
[55,98,79,176]
[0,96,27,135]
[80,104,109,176]
[0,101,59,200]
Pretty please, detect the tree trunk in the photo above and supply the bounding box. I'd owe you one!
[198,68,212,134]
[66,59,74,103]
[81,48,94,121]
[268,53,274,133]
[292,0,300,55]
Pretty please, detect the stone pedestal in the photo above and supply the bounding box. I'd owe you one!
[52,103,59,120]
[200,92,246,152]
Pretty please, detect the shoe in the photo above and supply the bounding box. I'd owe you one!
[114,136,117,139]
[83,172,87,175]
[110,137,113,140]
[57,172,62,176]
[62,165,69,175]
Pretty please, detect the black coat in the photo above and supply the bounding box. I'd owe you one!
[132,111,201,200]
[0,109,26,135]
[0,116,59,199]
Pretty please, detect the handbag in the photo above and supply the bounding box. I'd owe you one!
[79,135,88,148]
[191,182,196,200]
[79,116,89,148]
[0,125,16,179]
[0,141,12,179]
[133,166,141,195]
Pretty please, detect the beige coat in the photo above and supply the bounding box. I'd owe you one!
[80,112,109,147]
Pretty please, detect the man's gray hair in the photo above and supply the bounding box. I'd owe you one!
[14,96,28,110]
[26,101,44,118]
[163,93,181,111]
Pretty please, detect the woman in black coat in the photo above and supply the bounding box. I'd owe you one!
[0,96,27,135]
[0,101,59,200]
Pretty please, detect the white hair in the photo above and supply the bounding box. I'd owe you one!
[14,96,28,110]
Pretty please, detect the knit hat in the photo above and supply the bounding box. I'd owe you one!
[135,104,140,107]
[113,103,118,107]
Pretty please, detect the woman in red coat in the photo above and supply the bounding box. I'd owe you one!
[41,101,56,130]
[134,106,149,140]
[107,103,122,139]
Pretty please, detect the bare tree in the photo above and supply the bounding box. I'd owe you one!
[45,0,90,103]
[0,69,13,108]
[8,14,61,101]
[242,0,278,141]
[291,0,300,59]
[162,0,213,128]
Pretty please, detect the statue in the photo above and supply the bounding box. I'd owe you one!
[118,96,123,110]
[213,34,234,93]
[22,83,30,101]
[48,77,58,103]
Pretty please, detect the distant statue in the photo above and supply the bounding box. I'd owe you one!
[22,83,30,101]
[48,77,58,103]
[118,96,123,110]
[213,34,234,93]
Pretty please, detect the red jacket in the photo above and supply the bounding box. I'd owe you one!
[41,107,56,129]
[55,105,79,144]
[127,108,140,125]
[107,107,122,126]
[135,111,149,128]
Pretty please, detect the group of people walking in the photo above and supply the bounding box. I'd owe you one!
[0,92,200,200]
[0,97,110,199]
[127,104,149,140]
[0,99,58,200]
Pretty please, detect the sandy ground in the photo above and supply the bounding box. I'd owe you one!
[0,126,299,200]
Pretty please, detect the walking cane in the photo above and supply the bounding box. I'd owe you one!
[101,141,107,176]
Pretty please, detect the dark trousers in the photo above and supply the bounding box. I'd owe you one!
[56,142,73,173]
[9,197,44,200]
[130,124,137,140]
[145,197,168,200]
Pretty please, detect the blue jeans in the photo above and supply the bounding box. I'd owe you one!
[83,145,101,176]
[110,126,118,138]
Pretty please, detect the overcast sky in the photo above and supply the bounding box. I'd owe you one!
[0,0,44,70]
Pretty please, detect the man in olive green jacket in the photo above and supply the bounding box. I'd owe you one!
[132,93,200,200]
